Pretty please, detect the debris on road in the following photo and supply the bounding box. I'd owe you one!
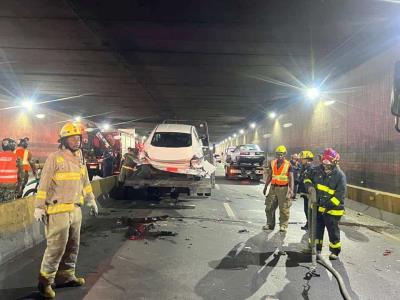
[383,249,393,256]
[238,229,249,233]
[119,215,178,240]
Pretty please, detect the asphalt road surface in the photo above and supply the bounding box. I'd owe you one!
[1,165,399,300]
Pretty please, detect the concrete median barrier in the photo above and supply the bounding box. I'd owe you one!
[0,176,118,265]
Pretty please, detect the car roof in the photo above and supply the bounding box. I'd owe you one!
[155,123,192,133]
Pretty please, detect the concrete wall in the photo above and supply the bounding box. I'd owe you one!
[0,176,117,265]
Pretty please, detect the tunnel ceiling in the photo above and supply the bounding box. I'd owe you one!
[0,0,399,142]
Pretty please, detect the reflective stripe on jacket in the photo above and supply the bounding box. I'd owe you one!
[271,159,290,185]
[0,152,18,184]
[304,165,347,213]
[35,149,95,214]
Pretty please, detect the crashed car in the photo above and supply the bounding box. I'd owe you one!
[227,144,265,165]
[143,123,215,176]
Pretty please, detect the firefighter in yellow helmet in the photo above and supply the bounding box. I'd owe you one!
[262,145,294,232]
[34,122,98,298]
[297,150,315,230]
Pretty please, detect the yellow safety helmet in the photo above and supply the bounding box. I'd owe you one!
[299,150,314,159]
[60,122,82,138]
[275,145,287,154]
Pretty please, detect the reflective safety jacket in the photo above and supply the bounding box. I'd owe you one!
[15,147,31,172]
[35,149,95,214]
[121,153,138,172]
[0,152,19,184]
[304,165,347,216]
[271,159,290,186]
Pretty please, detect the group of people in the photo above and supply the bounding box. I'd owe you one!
[0,137,37,202]
[262,145,346,261]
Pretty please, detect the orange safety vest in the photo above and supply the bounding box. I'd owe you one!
[0,152,18,184]
[271,159,290,186]
[15,147,30,172]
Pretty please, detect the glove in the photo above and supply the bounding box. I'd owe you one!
[286,189,293,199]
[87,199,99,216]
[34,208,47,224]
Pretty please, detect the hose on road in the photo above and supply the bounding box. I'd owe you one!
[308,188,352,300]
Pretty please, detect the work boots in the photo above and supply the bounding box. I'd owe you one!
[56,275,85,287]
[329,253,339,260]
[38,282,56,299]
[262,224,274,231]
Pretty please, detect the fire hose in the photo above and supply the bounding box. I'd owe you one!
[308,188,352,300]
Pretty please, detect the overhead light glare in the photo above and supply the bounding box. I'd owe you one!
[35,114,45,119]
[21,99,34,111]
[324,100,335,106]
[305,87,321,100]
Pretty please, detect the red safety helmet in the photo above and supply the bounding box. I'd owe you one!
[321,148,340,165]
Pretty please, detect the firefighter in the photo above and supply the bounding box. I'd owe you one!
[297,150,314,230]
[34,122,99,298]
[304,148,346,260]
[15,137,37,198]
[263,145,294,232]
[118,147,139,185]
[0,138,23,202]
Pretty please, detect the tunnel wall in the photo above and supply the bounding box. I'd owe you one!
[0,176,117,266]
[0,106,71,161]
[221,42,400,195]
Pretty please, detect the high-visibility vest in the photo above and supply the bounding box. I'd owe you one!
[0,152,18,184]
[271,159,290,186]
[15,147,30,172]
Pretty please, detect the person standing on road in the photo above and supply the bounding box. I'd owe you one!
[118,147,140,185]
[290,153,301,201]
[304,148,346,260]
[34,122,99,298]
[297,150,314,230]
[263,145,294,232]
[0,138,23,202]
[15,137,37,198]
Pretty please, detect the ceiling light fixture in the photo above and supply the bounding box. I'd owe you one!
[305,87,321,100]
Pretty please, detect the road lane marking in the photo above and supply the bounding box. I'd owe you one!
[224,202,237,220]
[381,231,400,242]
[215,184,220,190]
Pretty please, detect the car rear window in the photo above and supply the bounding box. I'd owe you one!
[240,144,261,151]
[151,132,192,148]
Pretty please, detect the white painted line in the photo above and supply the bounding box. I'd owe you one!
[215,184,220,190]
[381,231,400,242]
[224,202,237,220]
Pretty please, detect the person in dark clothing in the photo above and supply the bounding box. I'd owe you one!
[304,148,346,260]
[290,153,301,200]
[297,150,315,230]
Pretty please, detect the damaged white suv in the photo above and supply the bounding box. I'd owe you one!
[143,123,215,176]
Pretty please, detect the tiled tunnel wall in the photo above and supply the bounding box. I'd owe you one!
[0,107,70,161]
[220,43,400,194]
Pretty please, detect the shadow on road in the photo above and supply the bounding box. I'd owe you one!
[195,230,360,300]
